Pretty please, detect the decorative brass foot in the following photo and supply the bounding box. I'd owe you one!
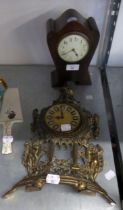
[2,175,115,205]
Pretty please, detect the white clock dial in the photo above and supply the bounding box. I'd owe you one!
[58,34,89,62]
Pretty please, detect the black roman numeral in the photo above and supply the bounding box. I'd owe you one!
[64,41,67,45]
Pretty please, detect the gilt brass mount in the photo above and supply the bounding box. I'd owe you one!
[0,78,8,101]
[2,87,116,205]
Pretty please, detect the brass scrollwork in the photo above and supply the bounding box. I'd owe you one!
[2,87,116,205]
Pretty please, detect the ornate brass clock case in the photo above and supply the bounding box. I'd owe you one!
[31,87,99,143]
[2,87,115,205]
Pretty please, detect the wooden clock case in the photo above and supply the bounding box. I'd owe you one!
[47,9,100,87]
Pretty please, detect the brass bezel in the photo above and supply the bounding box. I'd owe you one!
[57,32,90,63]
[44,102,82,135]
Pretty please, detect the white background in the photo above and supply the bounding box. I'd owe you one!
[0,0,108,65]
[108,0,123,67]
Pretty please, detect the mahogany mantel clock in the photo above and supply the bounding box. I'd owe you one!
[47,9,100,87]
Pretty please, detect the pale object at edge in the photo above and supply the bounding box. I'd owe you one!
[0,88,23,154]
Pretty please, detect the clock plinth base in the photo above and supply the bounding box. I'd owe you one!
[72,71,91,85]
[51,70,68,87]
[51,70,91,87]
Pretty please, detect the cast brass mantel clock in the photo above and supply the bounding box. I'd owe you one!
[31,87,99,141]
[47,9,100,87]
[2,87,115,205]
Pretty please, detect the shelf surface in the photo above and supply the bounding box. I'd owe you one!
[106,67,123,162]
[0,65,121,210]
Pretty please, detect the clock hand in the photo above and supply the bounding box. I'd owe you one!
[72,48,78,57]
[61,48,75,56]
[55,116,61,119]
[55,113,64,120]
[61,48,79,57]
[60,106,64,119]
[55,106,64,119]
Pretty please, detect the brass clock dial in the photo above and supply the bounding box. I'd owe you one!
[58,34,89,62]
[45,103,81,133]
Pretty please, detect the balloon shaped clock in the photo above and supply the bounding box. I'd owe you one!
[47,9,100,87]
